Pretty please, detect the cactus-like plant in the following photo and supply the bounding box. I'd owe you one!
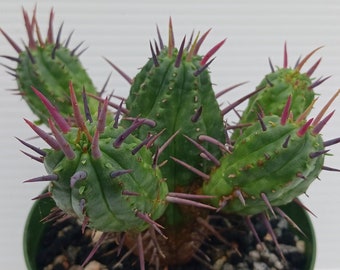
[0,7,99,125]
[203,92,339,216]
[19,82,215,269]
[2,8,340,270]
[114,19,226,190]
[230,44,330,140]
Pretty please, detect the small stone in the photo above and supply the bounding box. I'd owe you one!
[53,255,69,270]
[263,233,273,242]
[267,253,279,265]
[235,262,249,270]
[249,250,261,262]
[84,260,108,270]
[273,260,285,270]
[279,244,299,254]
[213,255,227,270]
[222,263,235,270]
[296,240,305,253]
[253,261,270,270]
[256,243,267,252]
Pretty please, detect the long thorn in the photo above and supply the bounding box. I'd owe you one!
[82,88,93,123]
[52,22,63,59]
[283,42,288,68]
[183,135,220,166]
[49,119,75,160]
[261,213,285,260]
[135,211,166,239]
[221,86,264,115]
[170,156,210,180]
[156,24,164,50]
[274,207,306,237]
[137,233,146,270]
[0,28,22,53]
[96,97,109,133]
[322,165,340,172]
[24,118,60,150]
[257,112,267,131]
[149,41,159,67]
[70,41,84,56]
[168,17,174,57]
[24,174,58,183]
[313,89,340,126]
[323,137,340,147]
[32,87,70,133]
[312,110,335,135]
[104,57,133,85]
[309,75,331,89]
[281,95,292,125]
[261,193,276,217]
[153,130,180,167]
[306,58,322,77]
[167,192,215,200]
[215,81,248,99]
[20,150,44,163]
[113,119,152,148]
[198,134,229,153]
[175,36,186,68]
[47,9,54,44]
[296,46,323,71]
[268,58,275,73]
[245,216,263,248]
[81,233,108,267]
[194,57,215,76]
[69,82,91,140]
[91,130,101,159]
[296,118,313,137]
[192,28,211,56]
[32,192,52,200]
[22,8,36,48]
[309,149,329,159]
[15,136,46,156]
[166,194,216,210]
[201,39,226,66]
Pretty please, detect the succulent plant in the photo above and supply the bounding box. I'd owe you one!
[22,83,169,232]
[18,83,215,269]
[104,19,228,226]
[2,7,340,270]
[0,7,99,125]
[113,19,226,189]
[203,91,339,216]
[231,44,330,140]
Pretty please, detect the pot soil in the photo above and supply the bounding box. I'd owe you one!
[24,193,315,270]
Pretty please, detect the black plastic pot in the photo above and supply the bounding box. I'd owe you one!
[23,190,316,270]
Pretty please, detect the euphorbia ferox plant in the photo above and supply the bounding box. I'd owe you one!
[1,7,340,270]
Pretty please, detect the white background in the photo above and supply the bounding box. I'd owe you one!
[0,1,339,269]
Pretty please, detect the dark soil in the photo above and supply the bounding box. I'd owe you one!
[37,212,308,270]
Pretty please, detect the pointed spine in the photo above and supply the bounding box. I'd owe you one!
[170,156,210,180]
[200,39,226,66]
[48,119,75,160]
[24,174,58,183]
[32,87,70,133]
[281,95,292,125]
[24,118,60,150]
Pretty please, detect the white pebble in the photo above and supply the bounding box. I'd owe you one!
[84,260,108,270]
